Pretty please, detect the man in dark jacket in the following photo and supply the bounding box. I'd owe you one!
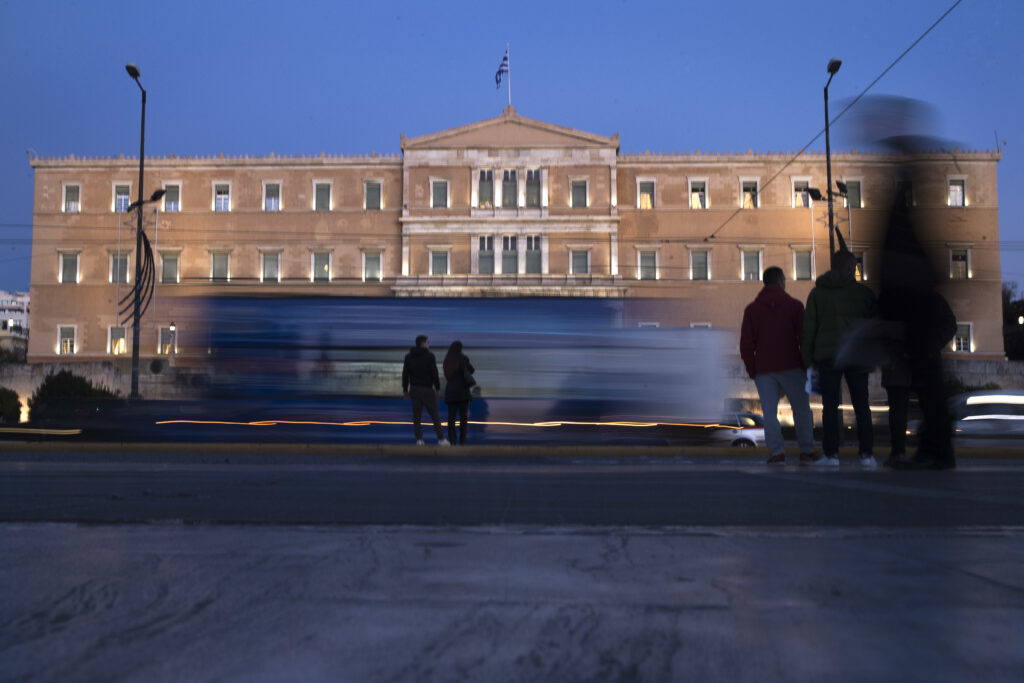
[402,335,449,446]
[803,249,878,468]
[740,266,816,464]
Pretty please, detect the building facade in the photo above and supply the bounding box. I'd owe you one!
[28,106,1003,364]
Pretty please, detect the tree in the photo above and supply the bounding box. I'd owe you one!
[0,386,20,423]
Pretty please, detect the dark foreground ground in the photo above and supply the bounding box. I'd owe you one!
[1,444,1022,682]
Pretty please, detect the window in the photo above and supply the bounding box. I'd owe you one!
[502,235,518,274]
[479,236,494,275]
[161,253,179,284]
[478,171,493,209]
[163,184,180,212]
[853,251,866,282]
[63,184,80,213]
[264,183,281,211]
[571,180,588,208]
[58,326,75,355]
[430,250,449,275]
[60,252,78,284]
[526,235,542,274]
[211,252,229,282]
[312,252,331,282]
[362,252,382,282]
[638,181,655,210]
[638,250,657,280]
[948,179,965,207]
[741,180,759,209]
[792,180,810,208]
[431,180,449,209]
[214,184,231,212]
[742,249,761,281]
[526,170,541,208]
[570,249,589,275]
[689,180,707,209]
[953,323,972,352]
[261,252,280,283]
[794,250,812,281]
[690,250,709,281]
[114,184,131,212]
[110,252,129,284]
[844,180,861,209]
[365,181,382,210]
[159,326,176,355]
[502,170,517,209]
[314,182,331,211]
[950,249,969,280]
[109,326,127,355]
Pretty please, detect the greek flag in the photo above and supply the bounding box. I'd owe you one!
[495,50,509,89]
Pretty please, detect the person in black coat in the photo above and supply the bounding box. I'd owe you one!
[442,341,475,445]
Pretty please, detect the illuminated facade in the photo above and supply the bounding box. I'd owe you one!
[27,106,1003,363]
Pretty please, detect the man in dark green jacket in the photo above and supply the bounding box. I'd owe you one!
[803,250,877,467]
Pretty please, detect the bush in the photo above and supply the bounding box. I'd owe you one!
[944,376,1001,397]
[28,370,119,421]
[0,386,20,423]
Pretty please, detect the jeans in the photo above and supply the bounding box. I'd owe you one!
[886,386,910,456]
[447,400,469,444]
[753,369,815,455]
[409,385,444,441]
[818,358,872,456]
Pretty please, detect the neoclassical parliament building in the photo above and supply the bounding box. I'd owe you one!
[28,106,1004,364]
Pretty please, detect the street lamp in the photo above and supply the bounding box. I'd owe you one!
[125,62,150,399]
[168,321,177,367]
[824,58,842,255]
[836,180,853,248]
[807,187,823,279]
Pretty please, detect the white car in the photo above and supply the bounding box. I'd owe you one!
[949,390,1024,438]
[710,412,766,448]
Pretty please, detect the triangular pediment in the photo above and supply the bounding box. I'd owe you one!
[402,106,618,151]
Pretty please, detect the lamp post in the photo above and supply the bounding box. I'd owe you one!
[126,63,147,399]
[807,187,824,280]
[824,58,842,255]
[168,321,177,367]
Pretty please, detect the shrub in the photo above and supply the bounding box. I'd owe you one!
[0,386,20,423]
[944,376,1001,397]
[28,370,119,420]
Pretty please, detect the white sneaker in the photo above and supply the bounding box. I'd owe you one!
[438,439,451,446]
[808,454,840,467]
[415,439,425,445]
[859,454,878,470]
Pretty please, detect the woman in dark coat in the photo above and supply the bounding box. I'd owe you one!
[443,341,475,445]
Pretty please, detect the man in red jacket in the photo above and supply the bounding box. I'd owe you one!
[740,266,816,464]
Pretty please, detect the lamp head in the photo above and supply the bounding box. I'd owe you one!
[169,321,176,333]
[836,181,848,195]
[827,58,842,75]
[807,187,823,201]
[125,63,140,80]
[149,188,166,202]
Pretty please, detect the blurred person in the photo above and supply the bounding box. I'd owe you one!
[442,340,476,445]
[402,335,449,446]
[878,171,957,470]
[740,266,816,465]
[803,248,878,468]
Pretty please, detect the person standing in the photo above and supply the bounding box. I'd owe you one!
[402,335,449,446]
[740,266,816,465]
[442,340,475,445]
[803,249,878,468]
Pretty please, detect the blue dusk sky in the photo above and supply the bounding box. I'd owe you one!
[1,0,1021,292]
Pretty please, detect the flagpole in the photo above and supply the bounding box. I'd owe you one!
[506,43,511,107]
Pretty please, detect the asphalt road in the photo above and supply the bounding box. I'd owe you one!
[3,447,1023,682]
[2,448,1022,527]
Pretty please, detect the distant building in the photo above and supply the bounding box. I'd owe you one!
[0,290,29,358]
[27,106,1003,363]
